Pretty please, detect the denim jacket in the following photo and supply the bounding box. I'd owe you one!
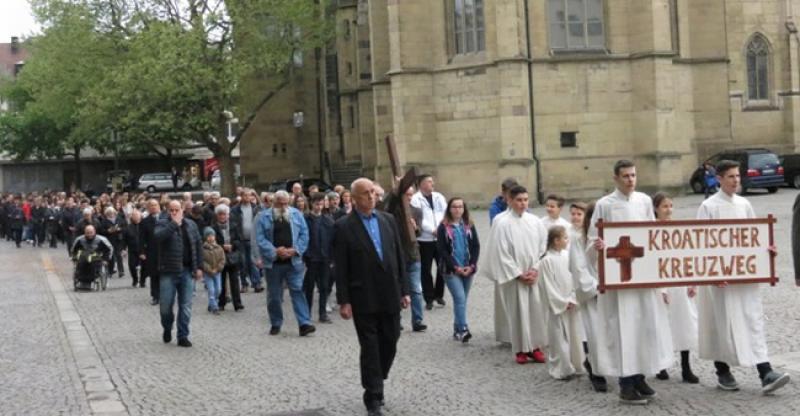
[255,207,309,269]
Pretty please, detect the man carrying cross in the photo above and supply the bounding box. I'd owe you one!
[588,160,673,405]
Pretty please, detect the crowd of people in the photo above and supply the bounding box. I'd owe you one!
[0,158,792,415]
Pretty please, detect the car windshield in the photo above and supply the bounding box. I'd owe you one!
[749,153,780,169]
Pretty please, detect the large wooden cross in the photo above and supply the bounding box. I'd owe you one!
[606,236,644,283]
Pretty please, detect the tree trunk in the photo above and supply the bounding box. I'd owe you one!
[73,146,83,191]
[217,150,236,197]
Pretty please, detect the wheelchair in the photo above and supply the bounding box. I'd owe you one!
[72,252,109,292]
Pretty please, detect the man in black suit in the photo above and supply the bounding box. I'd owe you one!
[123,209,145,288]
[212,203,245,311]
[334,178,410,416]
[141,199,163,305]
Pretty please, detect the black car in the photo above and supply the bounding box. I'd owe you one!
[690,148,784,194]
[267,178,333,195]
[780,153,800,189]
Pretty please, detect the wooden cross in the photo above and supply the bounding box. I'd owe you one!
[606,236,644,283]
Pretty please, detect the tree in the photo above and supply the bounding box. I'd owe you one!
[31,0,333,196]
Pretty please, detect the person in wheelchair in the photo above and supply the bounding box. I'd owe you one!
[71,225,114,290]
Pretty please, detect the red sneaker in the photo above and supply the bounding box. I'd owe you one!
[516,352,529,365]
[530,349,546,363]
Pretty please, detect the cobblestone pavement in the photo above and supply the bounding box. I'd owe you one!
[5,190,800,415]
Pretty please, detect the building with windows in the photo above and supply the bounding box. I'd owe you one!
[242,0,800,202]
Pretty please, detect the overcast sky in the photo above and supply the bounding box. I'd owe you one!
[0,0,39,42]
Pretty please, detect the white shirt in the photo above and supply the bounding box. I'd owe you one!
[410,190,447,242]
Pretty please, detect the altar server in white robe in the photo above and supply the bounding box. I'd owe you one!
[568,202,609,392]
[539,225,585,380]
[696,159,790,394]
[541,194,572,231]
[650,192,700,384]
[482,185,549,364]
[589,160,673,405]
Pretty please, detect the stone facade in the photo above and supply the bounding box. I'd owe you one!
[241,0,800,203]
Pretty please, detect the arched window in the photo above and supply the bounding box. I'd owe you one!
[746,34,770,101]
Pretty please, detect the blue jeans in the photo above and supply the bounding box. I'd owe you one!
[266,263,311,328]
[160,268,195,340]
[407,261,424,324]
[204,272,221,311]
[240,242,262,288]
[445,273,473,333]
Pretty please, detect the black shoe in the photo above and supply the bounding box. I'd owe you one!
[461,330,472,344]
[412,323,428,332]
[656,369,669,380]
[150,298,159,306]
[619,385,648,405]
[269,326,281,336]
[717,372,740,391]
[254,287,265,293]
[139,283,146,288]
[366,406,384,416]
[634,378,656,398]
[425,301,433,311]
[682,369,700,384]
[234,305,244,312]
[132,282,138,288]
[590,376,608,393]
[299,324,316,337]
[177,338,192,347]
[435,297,446,306]
[761,371,791,394]
[162,330,172,344]
[320,316,333,324]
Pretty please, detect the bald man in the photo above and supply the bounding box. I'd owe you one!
[334,178,410,415]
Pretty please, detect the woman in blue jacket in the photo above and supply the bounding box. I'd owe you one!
[437,197,480,343]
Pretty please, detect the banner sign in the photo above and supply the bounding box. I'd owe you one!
[597,217,777,292]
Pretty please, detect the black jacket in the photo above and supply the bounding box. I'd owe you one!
[31,206,47,225]
[212,217,243,268]
[60,207,80,235]
[123,221,143,257]
[793,193,800,285]
[140,214,161,275]
[45,208,60,233]
[98,215,126,245]
[334,210,408,315]
[7,206,24,230]
[304,213,334,262]
[436,222,480,276]
[76,218,101,237]
[155,218,202,274]
[231,203,261,241]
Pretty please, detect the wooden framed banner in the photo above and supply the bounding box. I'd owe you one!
[597,216,777,292]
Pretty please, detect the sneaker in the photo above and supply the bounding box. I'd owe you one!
[528,349,546,363]
[461,330,472,344]
[325,304,333,313]
[299,324,316,337]
[634,378,656,399]
[619,385,648,405]
[717,372,740,391]
[177,338,192,347]
[761,371,791,394]
[656,369,669,380]
[412,323,428,332]
[515,352,529,365]
[269,326,281,336]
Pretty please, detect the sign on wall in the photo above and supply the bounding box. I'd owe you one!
[597,217,777,292]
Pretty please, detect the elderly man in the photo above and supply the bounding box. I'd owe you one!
[203,192,220,226]
[335,178,409,416]
[123,210,145,288]
[291,182,304,203]
[232,188,263,293]
[141,199,164,305]
[256,190,315,337]
[260,192,274,210]
[155,200,203,347]
[213,204,245,312]
[71,225,114,290]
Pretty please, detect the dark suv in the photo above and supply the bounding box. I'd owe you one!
[690,148,784,194]
[779,153,800,189]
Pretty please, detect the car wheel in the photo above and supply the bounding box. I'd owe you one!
[768,186,779,194]
[691,180,704,194]
[147,185,156,193]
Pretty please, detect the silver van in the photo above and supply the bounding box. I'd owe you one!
[137,173,188,192]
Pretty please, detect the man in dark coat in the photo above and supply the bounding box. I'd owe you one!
[123,209,145,287]
[7,198,25,248]
[61,198,81,255]
[334,178,410,416]
[212,204,245,311]
[141,199,163,305]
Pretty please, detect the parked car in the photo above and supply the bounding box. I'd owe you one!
[267,178,333,195]
[780,153,800,189]
[690,148,784,194]
[105,170,136,192]
[137,172,192,193]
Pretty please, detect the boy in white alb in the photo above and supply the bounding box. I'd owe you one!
[541,194,572,231]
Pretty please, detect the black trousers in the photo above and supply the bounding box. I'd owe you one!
[144,258,160,301]
[128,254,142,285]
[419,241,444,302]
[33,223,45,246]
[353,312,401,409]
[11,228,22,247]
[218,264,242,309]
[303,260,331,319]
[108,242,124,276]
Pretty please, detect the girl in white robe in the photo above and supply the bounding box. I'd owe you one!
[652,193,699,383]
[539,226,585,380]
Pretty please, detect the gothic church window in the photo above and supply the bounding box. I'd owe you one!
[746,34,770,101]
[548,0,605,50]
[453,0,485,54]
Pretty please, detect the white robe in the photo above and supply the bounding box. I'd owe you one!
[696,191,768,366]
[540,215,572,231]
[539,250,585,379]
[589,189,674,377]
[481,210,549,353]
[666,286,698,352]
[488,209,512,344]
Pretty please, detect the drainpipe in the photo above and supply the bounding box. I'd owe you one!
[523,0,543,204]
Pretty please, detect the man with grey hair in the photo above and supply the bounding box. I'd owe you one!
[232,188,263,293]
[213,203,244,311]
[98,206,126,279]
[256,190,314,336]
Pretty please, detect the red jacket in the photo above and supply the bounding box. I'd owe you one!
[22,202,32,221]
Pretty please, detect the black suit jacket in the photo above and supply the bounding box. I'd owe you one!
[334,210,408,315]
[213,217,244,268]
